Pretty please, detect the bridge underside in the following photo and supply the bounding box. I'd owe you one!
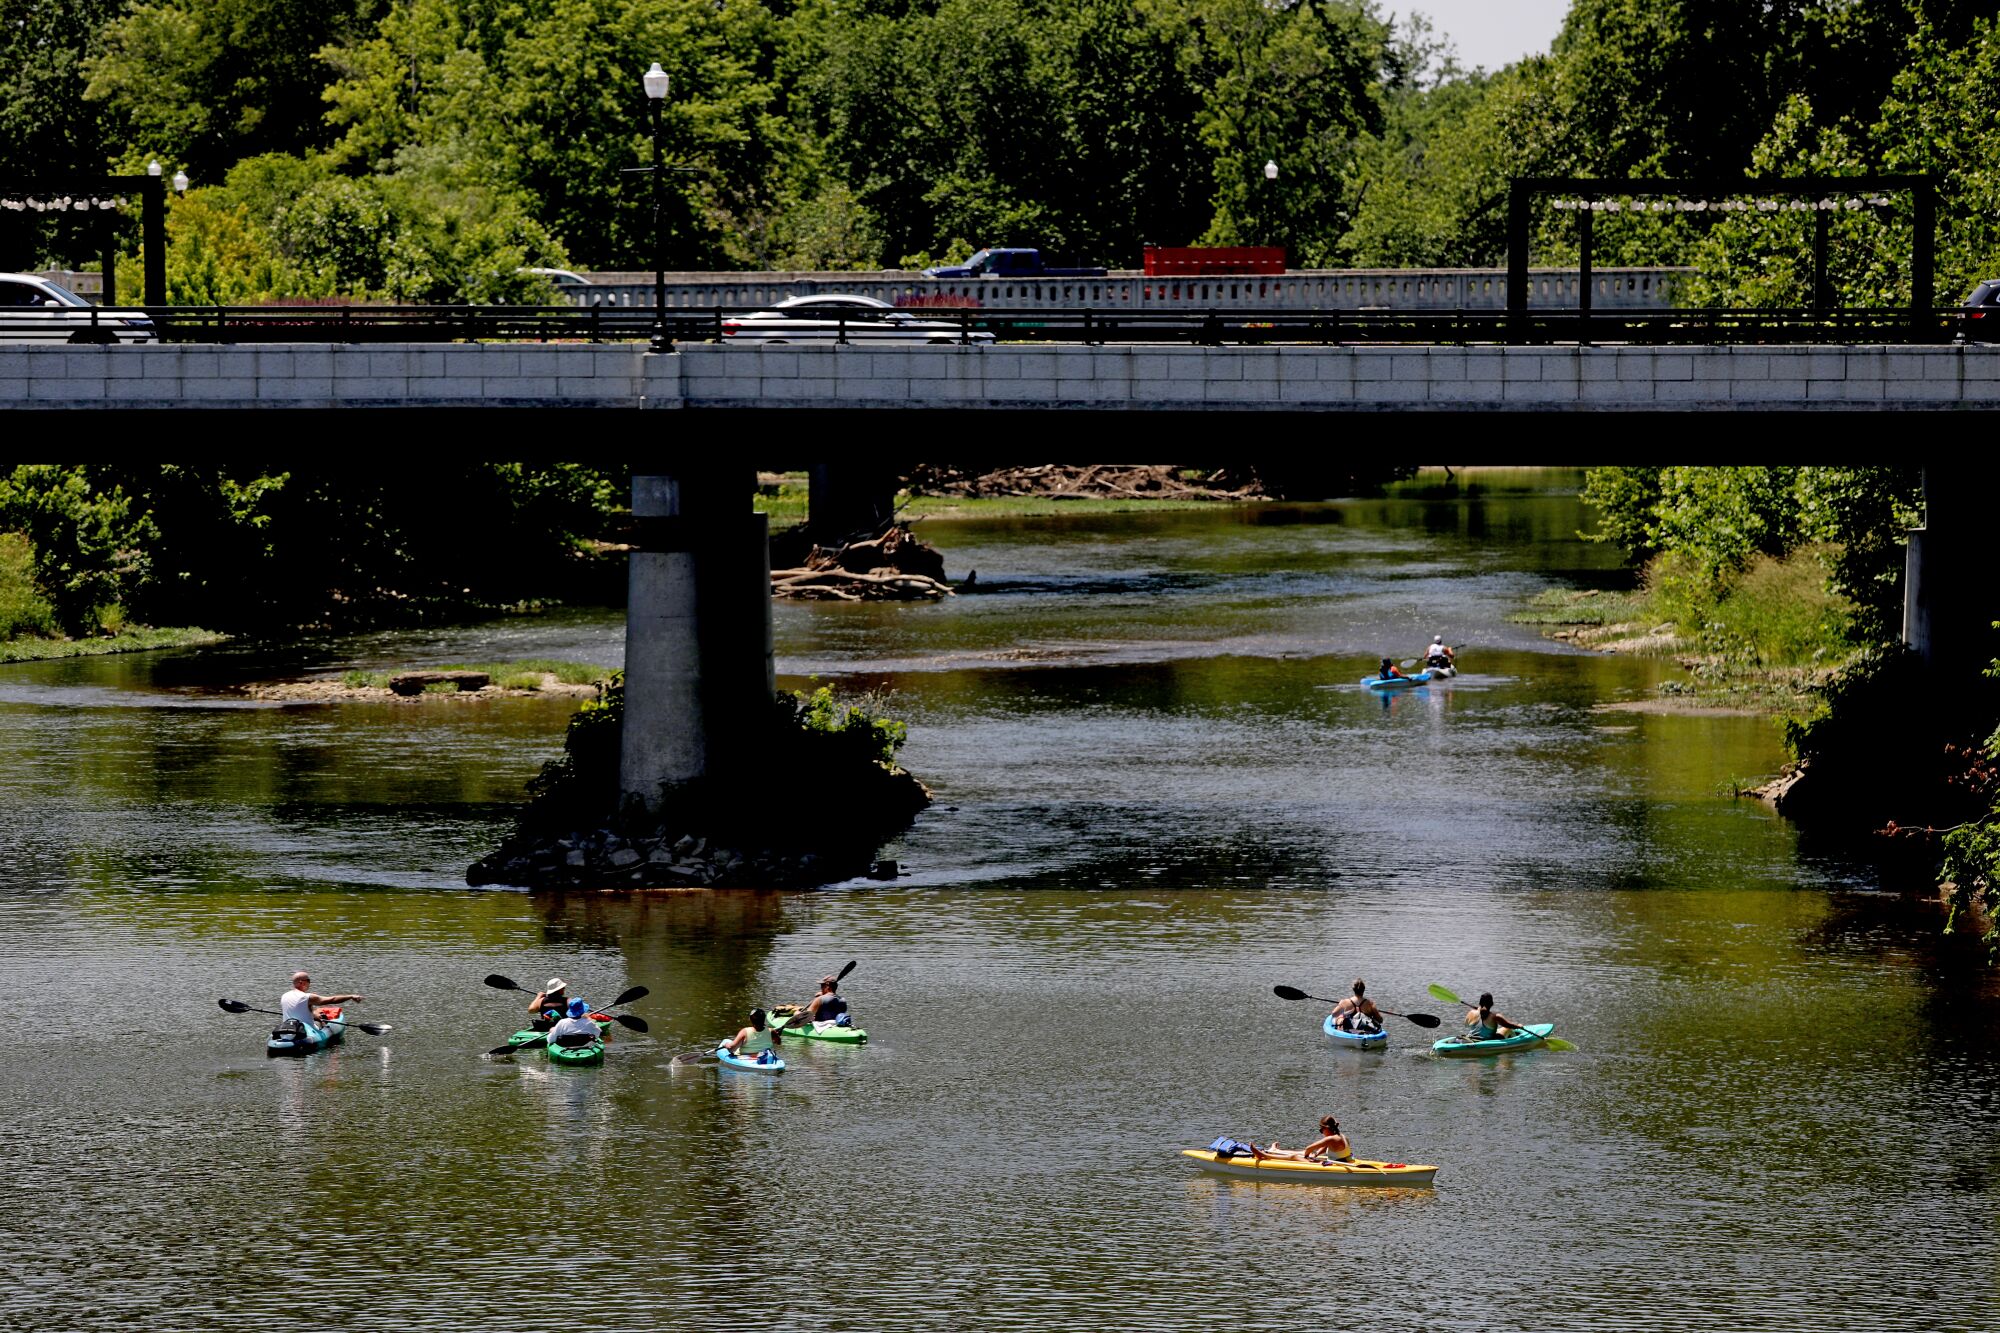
[5,343,1997,412]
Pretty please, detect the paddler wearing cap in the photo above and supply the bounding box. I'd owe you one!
[795,974,851,1026]
[528,977,574,1031]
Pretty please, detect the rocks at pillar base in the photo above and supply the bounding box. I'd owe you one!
[468,826,860,891]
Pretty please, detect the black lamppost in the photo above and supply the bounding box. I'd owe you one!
[643,62,671,352]
[1262,159,1278,248]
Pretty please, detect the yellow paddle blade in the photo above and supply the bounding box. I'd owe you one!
[1543,1037,1577,1052]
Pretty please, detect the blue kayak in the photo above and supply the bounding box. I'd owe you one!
[1362,670,1432,690]
[717,1044,785,1074]
[1432,1022,1554,1057]
[1323,1013,1388,1049]
[267,1009,346,1057]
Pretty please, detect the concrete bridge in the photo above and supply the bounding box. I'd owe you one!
[6,342,1996,412]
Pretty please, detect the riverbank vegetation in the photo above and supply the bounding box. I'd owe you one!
[8,3,1997,303]
[1,529,223,662]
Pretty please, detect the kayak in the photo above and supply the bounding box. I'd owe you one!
[267,1007,345,1057]
[766,1005,868,1045]
[508,1029,606,1066]
[1322,1013,1388,1049]
[717,1044,785,1073]
[1362,670,1432,689]
[1424,663,1458,678]
[1432,1022,1554,1057]
[1181,1149,1437,1187]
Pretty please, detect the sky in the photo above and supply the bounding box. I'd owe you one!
[1397,0,1573,73]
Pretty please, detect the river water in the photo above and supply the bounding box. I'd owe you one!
[2,470,1994,1332]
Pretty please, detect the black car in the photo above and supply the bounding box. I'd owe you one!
[1964,278,1999,341]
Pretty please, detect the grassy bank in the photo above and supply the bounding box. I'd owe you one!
[1516,549,1861,715]
[0,626,226,664]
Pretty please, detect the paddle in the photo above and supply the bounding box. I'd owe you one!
[218,998,392,1037]
[1271,985,1440,1028]
[490,1034,545,1057]
[1426,983,1576,1051]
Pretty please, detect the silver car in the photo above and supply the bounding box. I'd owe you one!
[720,294,991,344]
[0,273,155,343]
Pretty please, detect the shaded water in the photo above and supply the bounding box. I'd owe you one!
[3,470,1994,1331]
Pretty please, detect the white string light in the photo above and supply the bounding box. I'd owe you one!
[1551,195,1894,213]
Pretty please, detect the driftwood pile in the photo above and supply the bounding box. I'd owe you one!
[771,524,953,601]
[904,463,1260,501]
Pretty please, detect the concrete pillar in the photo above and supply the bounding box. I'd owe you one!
[619,470,773,815]
[1902,463,1980,674]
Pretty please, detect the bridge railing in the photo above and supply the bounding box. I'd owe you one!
[87,303,1969,346]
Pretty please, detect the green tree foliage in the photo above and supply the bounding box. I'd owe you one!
[1580,465,1922,649]
[0,464,622,635]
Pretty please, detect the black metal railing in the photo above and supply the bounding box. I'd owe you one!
[101,302,1972,346]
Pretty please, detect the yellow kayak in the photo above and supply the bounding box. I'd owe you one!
[1180,1149,1438,1187]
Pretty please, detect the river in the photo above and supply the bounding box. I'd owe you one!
[2,469,1993,1332]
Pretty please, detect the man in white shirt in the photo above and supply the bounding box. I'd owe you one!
[547,998,602,1048]
[281,971,365,1031]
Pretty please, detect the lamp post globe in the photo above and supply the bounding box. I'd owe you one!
[172,170,189,195]
[643,62,670,100]
[146,159,162,177]
[1263,160,1278,181]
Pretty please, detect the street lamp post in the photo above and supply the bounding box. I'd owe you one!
[643,62,671,352]
[1262,159,1278,247]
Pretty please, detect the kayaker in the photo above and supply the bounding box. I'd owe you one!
[1328,979,1382,1034]
[547,997,602,1048]
[1255,1116,1353,1164]
[1424,635,1454,670]
[721,1008,781,1056]
[280,971,363,1031]
[1464,993,1521,1040]
[798,975,851,1025]
[528,977,571,1030]
[1377,657,1404,680]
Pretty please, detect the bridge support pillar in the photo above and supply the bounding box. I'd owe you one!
[1902,462,1980,675]
[619,470,773,815]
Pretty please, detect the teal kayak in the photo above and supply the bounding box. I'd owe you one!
[766,1005,867,1045]
[1323,1013,1387,1049]
[1432,1022,1553,1057]
[508,1029,605,1066]
[717,1044,784,1073]
[267,1008,345,1057]
[1362,670,1432,689]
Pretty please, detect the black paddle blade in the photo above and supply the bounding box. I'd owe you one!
[490,1036,544,1056]
[612,1013,649,1033]
[218,999,250,1013]
[355,1022,393,1036]
[1403,1012,1442,1028]
[1272,985,1308,1001]
[484,974,523,992]
[606,985,649,1009]
[836,960,857,982]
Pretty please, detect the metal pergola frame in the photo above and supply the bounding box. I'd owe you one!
[1507,175,1937,328]
[2,174,167,304]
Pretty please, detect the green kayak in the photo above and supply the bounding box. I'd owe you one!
[508,1028,605,1066]
[1432,1022,1554,1058]
[766,1005,868,1045]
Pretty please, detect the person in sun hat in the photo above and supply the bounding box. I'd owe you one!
[547,996,602,1049]
[1423,635,1454,670]
[529,977,573,1030]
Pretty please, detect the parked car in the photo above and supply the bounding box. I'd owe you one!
[0,273,154,343]
[720,294,993,343]
[1962,278,1999,341]
[922,248,1108,279]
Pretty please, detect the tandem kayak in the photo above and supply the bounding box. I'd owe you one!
[1362,670,1432,690]
[1181,1149,1437,1187]
[766,1005,868,1045]
[1322,1013,1388,1049]
[508,1029,606,1066]
[717,1044,785,1073]
[1432,1022,1554,1057]
[267,1007,345,1057]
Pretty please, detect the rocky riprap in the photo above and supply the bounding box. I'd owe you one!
[467,827,878,890]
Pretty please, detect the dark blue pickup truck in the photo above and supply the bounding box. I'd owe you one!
[922,248,1108,279]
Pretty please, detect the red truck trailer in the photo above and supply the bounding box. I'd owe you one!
[1142,245,1286,276]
